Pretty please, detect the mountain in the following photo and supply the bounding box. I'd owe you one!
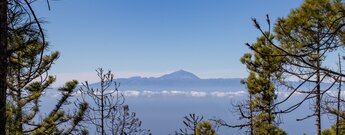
[89,70,245,91]
[88,70,339,92]
[158,70,200,80]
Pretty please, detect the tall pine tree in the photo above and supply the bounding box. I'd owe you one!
[6,24,88,135]
[0,0,8,133]
[272,0,345,134]
[241,33,286,135]
[5,1,88,134]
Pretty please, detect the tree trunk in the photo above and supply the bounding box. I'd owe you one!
[101,81,105,135]
[336,54,342,135]
[316,65,321,135]
[249,94,254,135]
[0,0,7,134]
[316,42,321,135]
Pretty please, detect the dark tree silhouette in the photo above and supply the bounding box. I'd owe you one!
[175,113,204,135]
[80,68,150,135]
[0,0,52,133]
[245,1,345,135]
[323,54,345,135]
[0,0,8,134]
[5,7,88,134]
[215,1,345,135]
[215,33,287,135]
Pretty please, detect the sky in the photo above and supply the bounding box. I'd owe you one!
[32,0,304,86]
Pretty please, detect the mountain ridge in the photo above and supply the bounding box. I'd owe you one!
[87,70,337,92]
[89,70,245,91]
[117,70,242,80]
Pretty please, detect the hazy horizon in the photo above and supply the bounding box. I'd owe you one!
[29,0,304,86]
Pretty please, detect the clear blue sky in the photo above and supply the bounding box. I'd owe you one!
[33,0,303,85]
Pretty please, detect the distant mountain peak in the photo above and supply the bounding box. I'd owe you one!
[158,70,200,80]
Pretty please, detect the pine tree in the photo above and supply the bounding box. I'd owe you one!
[243,0,345,134]
[175,114,218,135]
[240,33,286,135]
[1,0,54,133]
[175,113,204,135]
[0,0,8,134]
[195,121,217,135]
[214,32,287,135]
[272,1,345,134]
[321,119,345,135]
[5,1,88,134]
[6,27,88,135]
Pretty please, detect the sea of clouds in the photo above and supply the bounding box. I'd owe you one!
[121,90,246,98]
[47,89,345,99]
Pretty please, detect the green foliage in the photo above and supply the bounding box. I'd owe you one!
[251,120,286,135]
[272,0,345,134]
[195,121,217,135]
[241,33,286,134]
[5,5,88,134]
[274,0,344,61]
[175,113,204,135]
[321,120,345,135]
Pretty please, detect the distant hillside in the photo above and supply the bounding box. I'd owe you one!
[90,70,245,91]
[88,70,338,92]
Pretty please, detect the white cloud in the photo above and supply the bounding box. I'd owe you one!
[190,91,207,97]
[123,90,141,97]
[105,90,247,98]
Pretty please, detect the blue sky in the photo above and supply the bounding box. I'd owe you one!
[33,0,303,86]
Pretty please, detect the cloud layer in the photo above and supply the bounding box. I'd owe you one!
[48,90,343,99]
[121,90,246,98]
